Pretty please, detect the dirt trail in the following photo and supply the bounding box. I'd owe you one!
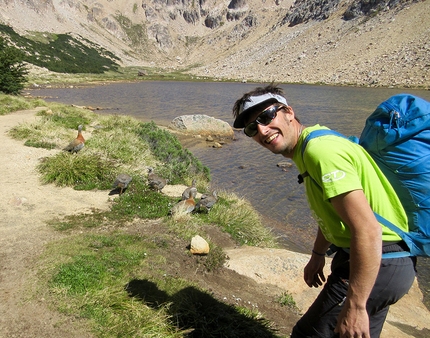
[0,108,109,337]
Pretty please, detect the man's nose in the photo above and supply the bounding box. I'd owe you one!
[257,123,269,135]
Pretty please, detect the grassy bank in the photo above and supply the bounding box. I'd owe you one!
[25,65,223,88]
[2,93,296,337]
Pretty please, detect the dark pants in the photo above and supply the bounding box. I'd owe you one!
[291,243,416,338]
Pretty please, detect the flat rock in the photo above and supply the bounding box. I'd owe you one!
[169,114,234,138]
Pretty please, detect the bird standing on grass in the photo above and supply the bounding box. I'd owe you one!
[63,124,85,154]
[181,179,197,200]
[196,190,218,212]
[147,167,168,192]
[170,187,197,215]
[111,174,132,195]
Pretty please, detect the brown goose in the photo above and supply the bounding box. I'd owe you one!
[181,179,197,200]
[111,174,132,195]
[147,167,167,192]
[63,124,85,154]
[170,187,197,215]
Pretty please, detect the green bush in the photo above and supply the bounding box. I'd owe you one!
[0,36,28,94]
[138,121,210,184]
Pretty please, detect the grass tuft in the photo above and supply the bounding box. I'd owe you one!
[202,190,277,247]
[37,151,116,190]
[110,177,173,220]
[277,291,299,310]
[0,93,45,115]
[138,121,211,184]
[203,244,227,272]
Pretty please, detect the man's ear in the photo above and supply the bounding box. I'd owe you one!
[284,106,295,122]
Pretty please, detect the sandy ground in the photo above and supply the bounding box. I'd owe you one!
[1,108,429,337]
[0,108,111,337]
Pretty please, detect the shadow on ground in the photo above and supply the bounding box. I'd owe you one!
[125,279,280,337]
[387,321,430,338]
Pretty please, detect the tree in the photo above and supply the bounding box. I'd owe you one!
[0,37,28,95]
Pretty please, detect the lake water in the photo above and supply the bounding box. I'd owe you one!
[28,81,430,307]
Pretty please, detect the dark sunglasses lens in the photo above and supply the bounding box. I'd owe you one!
[257,108,277,124]
[244,123,258,137]
[243,106,279,137]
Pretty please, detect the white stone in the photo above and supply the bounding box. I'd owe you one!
[190,235,210,255]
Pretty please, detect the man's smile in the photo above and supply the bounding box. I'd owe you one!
[265,133,279,144]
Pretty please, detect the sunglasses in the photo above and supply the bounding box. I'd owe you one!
[244,105,284,137]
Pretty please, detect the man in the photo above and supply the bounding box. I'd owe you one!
[232,84,416,338]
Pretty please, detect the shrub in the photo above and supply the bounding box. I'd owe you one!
[0,36,28,94]
[138,121,210,184]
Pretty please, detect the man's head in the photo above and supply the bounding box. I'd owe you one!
[232,84,301,157]
[232,85,288,129]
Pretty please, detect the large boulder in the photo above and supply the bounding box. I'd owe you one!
[169,114,234,138]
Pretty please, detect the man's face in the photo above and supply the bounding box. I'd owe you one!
[245,104,296,156]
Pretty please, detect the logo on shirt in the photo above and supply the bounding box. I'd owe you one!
[322,170,346,183]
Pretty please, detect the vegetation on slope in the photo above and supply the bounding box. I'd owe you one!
[0,24,120,73]
[5,94,285,337]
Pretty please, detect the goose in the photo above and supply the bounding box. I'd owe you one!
[63,124,85,154]
[181,179,197,200]
[111,174,132,195]
[147,167,167,192]
[196,190,218,212]
[169,187,197,215]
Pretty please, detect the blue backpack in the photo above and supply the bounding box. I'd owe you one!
[300,94,430,257]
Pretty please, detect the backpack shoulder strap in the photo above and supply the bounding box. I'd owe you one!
[300,129,347,158]
[298,129,352,183]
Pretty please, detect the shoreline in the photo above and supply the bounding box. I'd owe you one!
[24,69,430,92]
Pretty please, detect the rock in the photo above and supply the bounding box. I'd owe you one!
[8,196,27,206]
[205,15,223,29]
[277,161,293,169]
[169,114,234,138]
[228,0,247,10]
[190,235,210,255]
[183,9,200,24]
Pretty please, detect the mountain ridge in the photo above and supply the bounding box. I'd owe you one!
[0,0,429,88]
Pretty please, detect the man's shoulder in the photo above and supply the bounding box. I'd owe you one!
[301,124,329,136]
[302,126,352,153]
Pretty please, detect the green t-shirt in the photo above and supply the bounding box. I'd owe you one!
[293,124,408,248]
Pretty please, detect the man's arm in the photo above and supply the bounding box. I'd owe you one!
[330,189,382,338]
[304,228,331,287]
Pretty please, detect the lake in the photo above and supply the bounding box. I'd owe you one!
[28,81,430,306]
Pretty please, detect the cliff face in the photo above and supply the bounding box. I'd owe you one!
[0,0,429,88]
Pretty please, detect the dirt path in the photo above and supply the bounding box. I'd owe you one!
[1,109,429,337]
[0,108,110,337]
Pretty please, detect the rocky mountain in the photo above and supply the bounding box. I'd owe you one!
[0,0,429,88]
